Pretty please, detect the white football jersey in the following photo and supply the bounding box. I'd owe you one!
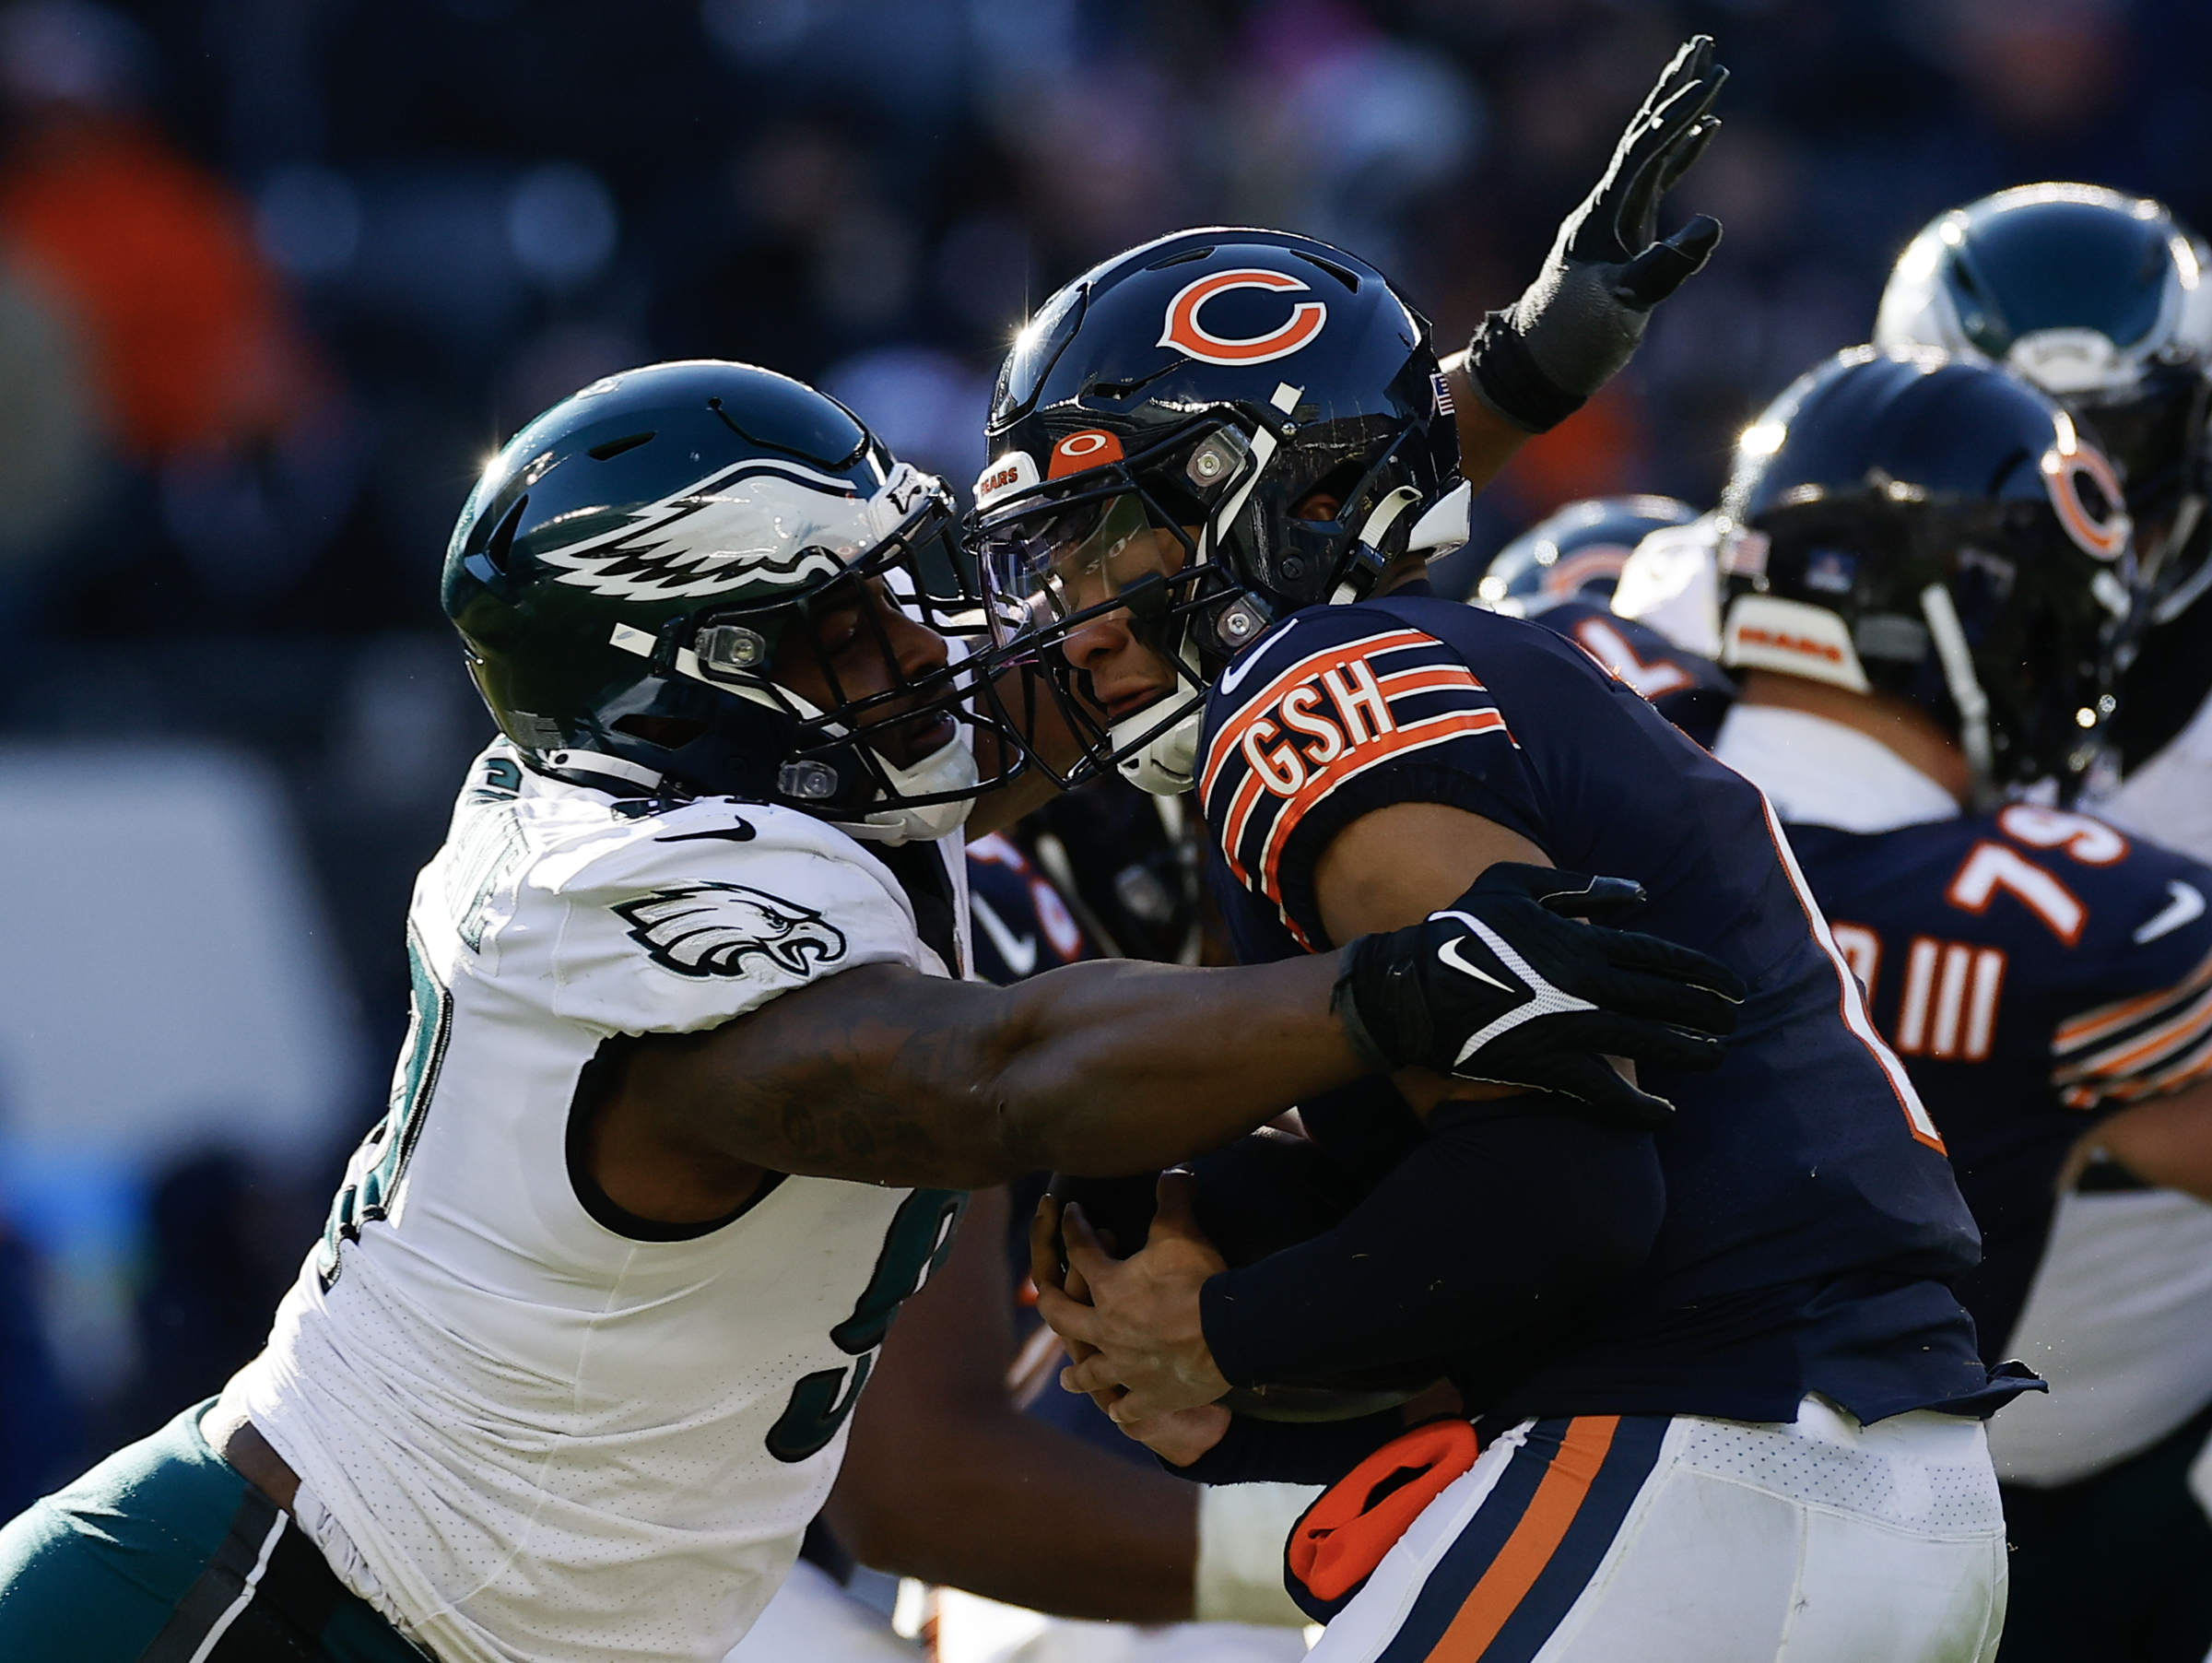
[232,742,970,1663]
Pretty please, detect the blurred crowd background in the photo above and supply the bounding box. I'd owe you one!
[0,0,2207,1509]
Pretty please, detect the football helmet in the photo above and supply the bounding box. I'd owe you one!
[1472,494,1697,615]
[1876,184,2212,601]
[969,228,1465,795]
[442,360,1014,842]
[1719,348,2132,803]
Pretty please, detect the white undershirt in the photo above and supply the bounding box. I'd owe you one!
[1711,703,1961,833]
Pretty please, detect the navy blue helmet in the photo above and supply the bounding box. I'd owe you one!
[1472,495,1697,614]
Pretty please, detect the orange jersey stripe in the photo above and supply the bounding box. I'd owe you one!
[2053,986,2212,1086]
[1199,629,1438,804]
[1255,711,1510,908]
[2054,945,2212,1055]
[1426,1417,1620,1663]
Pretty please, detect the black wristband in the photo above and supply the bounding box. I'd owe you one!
[1465,313,1589,435]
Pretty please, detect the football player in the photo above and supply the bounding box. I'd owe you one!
[1875,183,2212,860]
[0,360,1741,1663]
[1706,348,2212,1663]
[977,39,2027,1663]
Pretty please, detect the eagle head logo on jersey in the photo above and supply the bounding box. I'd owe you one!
[614,883,850,979]
[536,460,928,603]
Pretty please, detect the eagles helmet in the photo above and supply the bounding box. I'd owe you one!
[1472,494,1698,615]
[442,360,1015,842]
[1719,348,2132,804]
[970,228,1466,795]
[1875,184,2212,598]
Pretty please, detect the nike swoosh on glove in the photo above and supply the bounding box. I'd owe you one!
[1332,863,1747,1130]
[1466,35,1726,433]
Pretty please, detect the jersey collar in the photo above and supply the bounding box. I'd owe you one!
[1712,704,1961,833]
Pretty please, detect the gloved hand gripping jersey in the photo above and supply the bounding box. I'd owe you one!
[1335,864,1746,1128]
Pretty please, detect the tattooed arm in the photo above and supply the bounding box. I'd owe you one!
[587,955,1362,1204]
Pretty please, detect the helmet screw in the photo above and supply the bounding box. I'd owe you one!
[1280,556,1305,580]
[1217,601,1263,644]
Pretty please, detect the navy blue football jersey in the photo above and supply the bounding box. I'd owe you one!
[1196,584,1998,1424]
[1785,809,2212,1356]
[965,832,1094,986]
[1519,597,1737,749]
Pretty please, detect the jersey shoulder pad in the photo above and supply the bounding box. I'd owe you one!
[1947,807,2212,1106]
[1197,602,1515,926]
[526,798,924,1038]
[1532,600,1737,724]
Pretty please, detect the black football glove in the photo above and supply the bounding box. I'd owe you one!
[1467,35,1726,433]
[1333,864,1747,1129]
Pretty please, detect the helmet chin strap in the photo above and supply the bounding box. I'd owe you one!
[1919,582,1997,808]
[839,730,979,844]
[1113,701,1202,796]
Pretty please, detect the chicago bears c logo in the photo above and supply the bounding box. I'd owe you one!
[613,883,849,979]
[2041,441,2130,560]
[1158,269,1327,366]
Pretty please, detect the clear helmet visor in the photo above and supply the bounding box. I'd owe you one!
[976,490,1193,643]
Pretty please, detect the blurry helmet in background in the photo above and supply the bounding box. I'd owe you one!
[1875,184,2212,599]
[441,360,1013,843]
[1472,494,1697,616]
[1719,348,2132,803]
[970,228,1465,794]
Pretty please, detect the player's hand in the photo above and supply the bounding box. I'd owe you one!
[1467,35,1726,432]
[1112,1402,1232,1468]
[1335,863,1747,1129]
[1033,1174,1232,1422]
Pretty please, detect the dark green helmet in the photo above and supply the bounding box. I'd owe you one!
[441,360,1011,841]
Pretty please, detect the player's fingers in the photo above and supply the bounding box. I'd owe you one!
[1582,967,1742,1035]
[1028,1197,1067,1296]
[1060,1203,1120,1291]
[1593,929,1747,1003]
[1546,1055,1679,1129]
[1060,1350,1129,1397]
[1147,1171,1205,1244]
[1571,1013,1728,1072]
[1032,1277,1105,1348]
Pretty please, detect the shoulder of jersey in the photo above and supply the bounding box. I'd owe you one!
[1933,804,2212,965]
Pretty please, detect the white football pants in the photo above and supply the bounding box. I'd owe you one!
[1308,1395,2006,1663]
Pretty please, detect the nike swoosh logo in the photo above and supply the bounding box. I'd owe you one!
[971,893,1039,978]
[1216,637,1277,698]
[658,823,758,843]
[2136,879,2206,944]
[1437,935,1518,995]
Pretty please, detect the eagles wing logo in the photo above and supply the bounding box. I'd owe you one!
[614,883,850,979]
[537,460,896,602]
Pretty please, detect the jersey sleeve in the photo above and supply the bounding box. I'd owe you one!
[535,801,925,1039]
[1195,607,1535,948]
[2048,844,2212,1109]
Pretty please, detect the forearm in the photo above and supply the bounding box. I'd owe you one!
[1203,1105,1665,1389]
[2089,1079,2212,1200]
[1168,1405,1406,1487]
[1441,353,1533,497]
[634,957,1364,1189]
[829,1402,1195,1621]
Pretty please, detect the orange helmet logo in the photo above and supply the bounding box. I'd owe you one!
[1047,429,1125,478]
[1158,268,1327,367]
[2041,441,2130,560]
